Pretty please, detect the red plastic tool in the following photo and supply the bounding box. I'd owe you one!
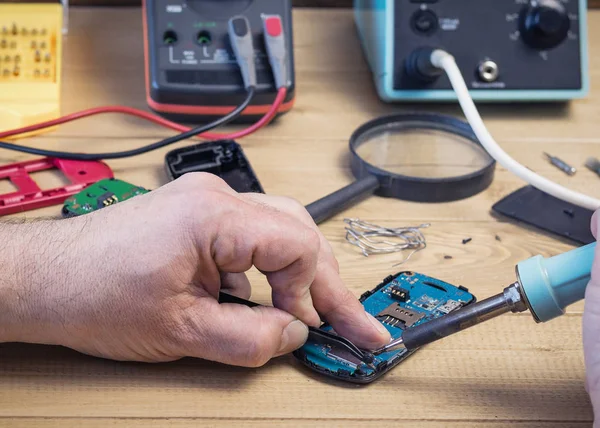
[0,158,113,216]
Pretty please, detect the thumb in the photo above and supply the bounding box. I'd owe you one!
[179,299,309,367]
[592,210,599,239]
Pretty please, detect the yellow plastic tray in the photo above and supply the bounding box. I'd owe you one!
[0,3,63,139]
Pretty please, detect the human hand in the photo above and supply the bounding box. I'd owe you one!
[583,210,600,423]
[1,173,390,366]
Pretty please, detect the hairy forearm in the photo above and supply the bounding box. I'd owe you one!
[0,217,85,344]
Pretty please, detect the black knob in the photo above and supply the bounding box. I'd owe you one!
[519,0,570,50]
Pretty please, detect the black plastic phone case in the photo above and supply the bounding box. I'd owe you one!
[165,140,264,193]
[492,185,595,244]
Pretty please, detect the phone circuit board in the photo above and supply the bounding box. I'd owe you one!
[293,271,476,384]
[62,178,149,217]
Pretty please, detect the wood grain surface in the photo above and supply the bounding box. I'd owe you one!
[0,6,599,427]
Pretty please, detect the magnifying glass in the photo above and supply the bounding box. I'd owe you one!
[306,113,496,224]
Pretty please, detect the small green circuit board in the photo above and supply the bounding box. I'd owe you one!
[62,178,149,218]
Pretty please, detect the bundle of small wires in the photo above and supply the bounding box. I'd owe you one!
[344,218,429,266]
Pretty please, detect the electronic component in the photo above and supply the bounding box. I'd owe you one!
[0,158,113,217]
[0,2,63,137]
[165,140,264,194]
[437,299,463,314]
[412,294,441,310]
[390,285,409,302]
[62,178,149,217]
[292,271,476,384]
[377,303,424,329]
[142,0,295,122]
[354,0,587,102]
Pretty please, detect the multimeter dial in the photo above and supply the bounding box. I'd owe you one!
[518,0,570,50]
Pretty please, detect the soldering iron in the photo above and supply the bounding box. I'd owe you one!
[375,242,597,354]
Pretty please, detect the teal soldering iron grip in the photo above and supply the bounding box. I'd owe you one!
[516,242,597,323]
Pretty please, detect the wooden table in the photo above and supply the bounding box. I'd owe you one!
[1,7,599,427]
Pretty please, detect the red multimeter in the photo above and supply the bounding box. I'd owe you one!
[142,0,295,122]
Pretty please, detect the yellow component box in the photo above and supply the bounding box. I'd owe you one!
[0,3,63,138]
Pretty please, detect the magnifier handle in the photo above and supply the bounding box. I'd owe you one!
[305,175,380,224]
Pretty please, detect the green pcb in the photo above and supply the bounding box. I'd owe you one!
[62,178,150,218]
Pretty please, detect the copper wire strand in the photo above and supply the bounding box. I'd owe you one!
[343,219,430,266]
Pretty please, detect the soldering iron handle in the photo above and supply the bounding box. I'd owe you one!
[305,175,379,224]
[517,242,597,322]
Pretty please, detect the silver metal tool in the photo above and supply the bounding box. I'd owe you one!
[544,153,577,176]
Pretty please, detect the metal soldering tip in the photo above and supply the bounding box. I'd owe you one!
[373,337,405,355]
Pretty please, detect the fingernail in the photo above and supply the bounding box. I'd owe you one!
[367,312,389,337]
[278,320,309,355]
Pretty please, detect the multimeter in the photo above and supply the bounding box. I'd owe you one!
[142,0,295,122]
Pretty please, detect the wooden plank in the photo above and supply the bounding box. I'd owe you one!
[0,420,592,427]
[0,315,592,422]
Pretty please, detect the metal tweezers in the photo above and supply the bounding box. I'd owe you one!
[218,292,374,363]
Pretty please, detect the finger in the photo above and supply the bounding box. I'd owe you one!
[592,210,599,239]
[242,194,391,349]
[178,299,308,367]
[220,272,252,300]
[196,193,322,327]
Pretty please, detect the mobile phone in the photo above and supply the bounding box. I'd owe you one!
[292,271,476,384]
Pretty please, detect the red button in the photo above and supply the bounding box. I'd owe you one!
[266,17,282,37]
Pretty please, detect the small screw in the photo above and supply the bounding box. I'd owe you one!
[0,40,6,49]
[9,41,15,49]
[31,41,37,49]
[40,41,47,50]
[462,238,472,245]
[34,50,41,62]
[44,53,51,62]
[13,66,19,77]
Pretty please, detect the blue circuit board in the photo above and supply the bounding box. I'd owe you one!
[293,271,476,383]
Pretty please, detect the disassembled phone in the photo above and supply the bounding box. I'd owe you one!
[292,271,476,384]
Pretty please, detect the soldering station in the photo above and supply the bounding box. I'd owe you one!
[0,0,599,385]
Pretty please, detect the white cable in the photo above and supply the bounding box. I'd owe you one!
[430,49,600,212]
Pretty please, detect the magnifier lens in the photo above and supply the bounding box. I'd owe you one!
[355,122,492,179]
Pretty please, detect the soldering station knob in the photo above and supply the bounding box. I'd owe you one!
[519,0,570,50]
